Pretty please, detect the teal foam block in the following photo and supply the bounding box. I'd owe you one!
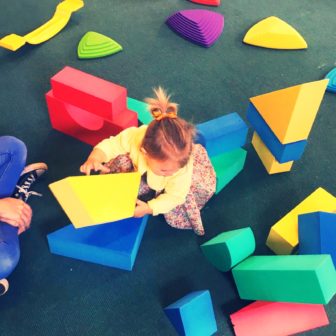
[201,227,255,271]
[164,290,217,336]
[247,103,307,163]
[196,112,248,158]
[210,147,247,194]
[299,211,336,266]
[47,216,148,271]
[127,97,153,125]
[232,255,336,304]
[325,67,336,93]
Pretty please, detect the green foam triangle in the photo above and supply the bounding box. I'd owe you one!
[78,31,123,59]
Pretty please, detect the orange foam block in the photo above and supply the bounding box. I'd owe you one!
[46,90,137,146]
[51,66,127,120]
[250,79,329,144]
[230,301,329,336]
[49,172,141,228]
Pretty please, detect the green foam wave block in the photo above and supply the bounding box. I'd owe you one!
[78,31,123,59]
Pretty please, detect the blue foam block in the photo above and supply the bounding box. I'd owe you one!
[47,216,148,271]
[196,112,248,158]
[325,67,336,93]
[247,103,307,163]
[164,290,217,336]
[299,211,336,266]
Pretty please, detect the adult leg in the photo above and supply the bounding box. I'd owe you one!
[0,136,26,290]
[0,136,27,198]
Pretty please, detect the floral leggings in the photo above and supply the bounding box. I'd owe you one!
[104,144,216,235]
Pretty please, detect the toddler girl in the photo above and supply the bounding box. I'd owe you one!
[80,87,216,235]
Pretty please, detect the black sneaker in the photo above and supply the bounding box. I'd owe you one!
[12,162,48,202]
[0,279,9,296]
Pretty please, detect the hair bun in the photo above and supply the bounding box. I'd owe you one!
[145,87,179,121]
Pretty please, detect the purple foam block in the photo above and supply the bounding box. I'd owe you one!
[166,9,224,48]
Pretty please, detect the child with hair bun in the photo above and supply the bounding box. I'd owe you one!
[80,87,216,235]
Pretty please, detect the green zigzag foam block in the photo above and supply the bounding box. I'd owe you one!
[78,31,122,59]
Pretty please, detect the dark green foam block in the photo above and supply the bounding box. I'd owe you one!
[201,227,255,272]
[127,97,153,125]
[210,148,247,194]
[232,255,336,304]
[77,31,123,59]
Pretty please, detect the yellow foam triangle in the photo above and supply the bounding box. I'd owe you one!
[49,172,140,228]
[266,187,336,254]
[250,79,329,144]
[243,16,307,50]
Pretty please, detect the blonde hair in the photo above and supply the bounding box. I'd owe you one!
[142,87,195,167]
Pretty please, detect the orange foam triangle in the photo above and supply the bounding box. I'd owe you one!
[250,79,329,144]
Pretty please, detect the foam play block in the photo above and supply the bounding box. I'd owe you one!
[46,90,137,146]
[210,148,247,194]
[232,255,336,304]
[251,132,293,174]
[164,290,217,336]
[299,211,336,266]
[77,31,122,59]
[189,0,220,6]
[249,79,329,144]
[49,172,141,228]
[196,113,248,158]
[0,0,84,51]
[325,67,336,93]
[266,187,336,255]
[243,16,307,50]
[201,227,255,272]
[230,301,329,336]
[47,216,148,271]
[127,97,153,125]
[50,66,127,120]
[247,103,307,163]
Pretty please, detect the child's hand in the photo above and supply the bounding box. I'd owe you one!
[80,159,110,175]
[134,199,153,217]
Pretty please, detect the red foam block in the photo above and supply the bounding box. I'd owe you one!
[46,90,138,146]
[230,301,329,336]
[189,0,220,6]
[51,66,127,121]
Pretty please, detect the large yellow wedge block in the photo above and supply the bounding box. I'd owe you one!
[243,16,307,50]
[266,187,336,255]
[251,132,293,174]
[49,172,140,228]
[250,79,329,144]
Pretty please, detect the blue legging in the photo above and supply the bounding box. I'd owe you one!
[0,136,27,279]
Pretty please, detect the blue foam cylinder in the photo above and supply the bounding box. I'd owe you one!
[299,211,336,266]
[164,290,217,336]
[247,103,307,163]
[47,216,148,271]
[196,112,248,158]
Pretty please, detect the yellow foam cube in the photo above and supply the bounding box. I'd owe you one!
[252,132,293,174]
[266,188,336,254]
[243,16,307,50]
[49,172,140,228]
[250,79,329,144]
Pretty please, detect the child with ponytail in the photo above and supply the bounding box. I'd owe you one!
[80,87,216,235]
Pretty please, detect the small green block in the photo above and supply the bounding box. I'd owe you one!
[210,148,247,194]
[77,31,123,59]
[127,97,153,125]
[201,227,255,272]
